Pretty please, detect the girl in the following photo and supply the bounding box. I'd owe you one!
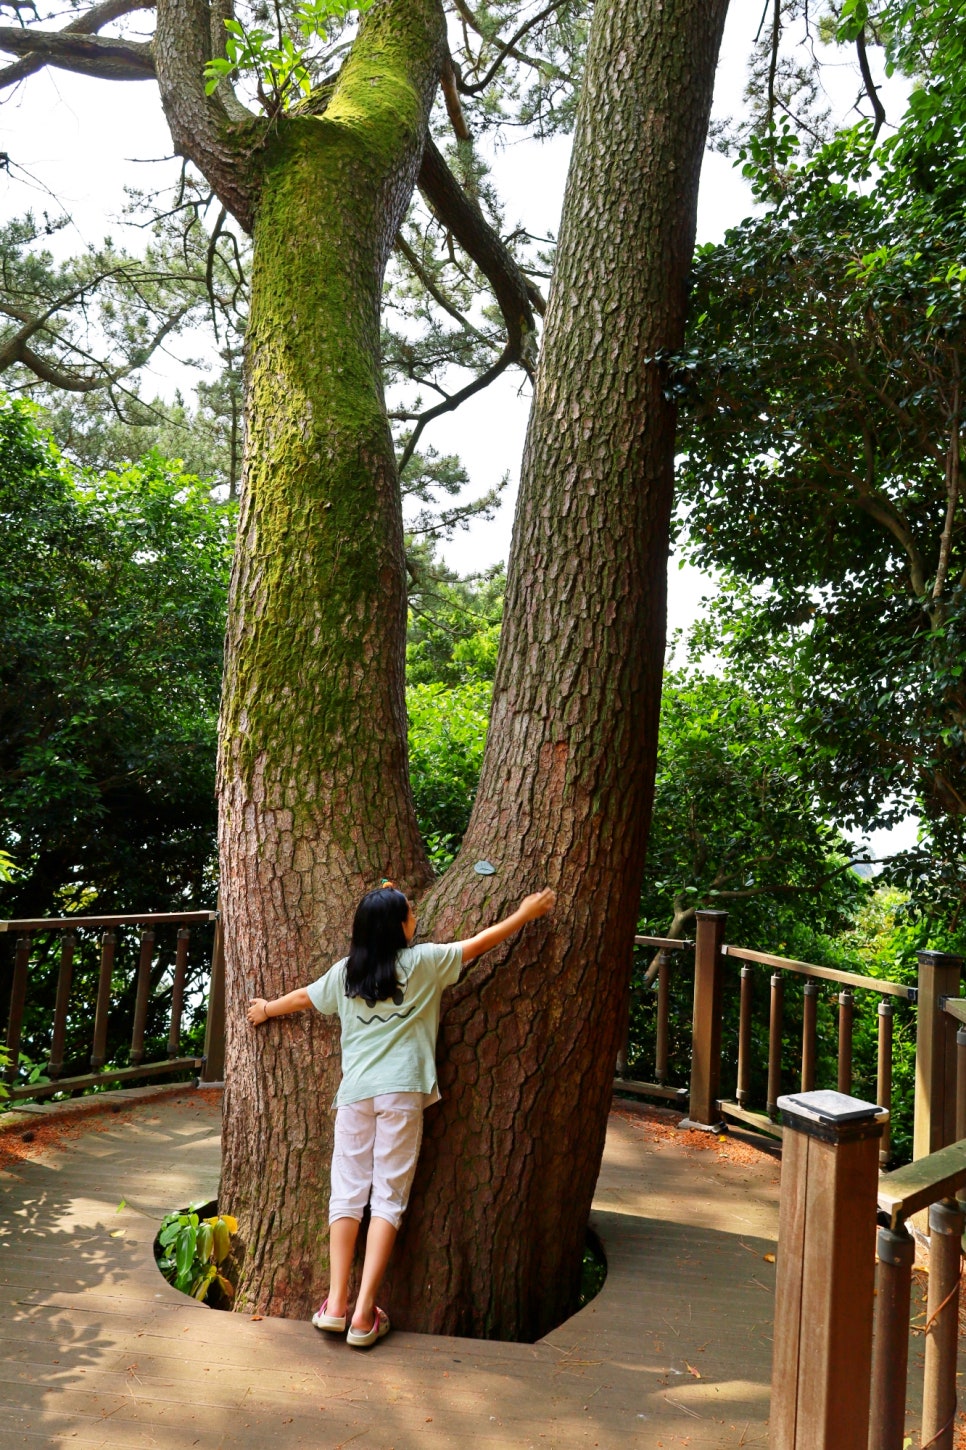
[247,881,555,1347]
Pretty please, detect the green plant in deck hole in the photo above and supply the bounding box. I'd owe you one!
[157,1208,238,1304]
[204,0,374,116]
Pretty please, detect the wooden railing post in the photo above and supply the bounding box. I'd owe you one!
[770,1090,884,1450]
[736,964,752,1105]
[90,930,116,1071]
[767,972,784,1117]
[4,934,31,1084]
[655,950,670,1084]
[869,1221,915,1450]
[922,1198,964,1450]
[801,980,818,1092]
[130,928,155,1067]
[877,999,894,1166]
[681,910,727,1130]
[49,931,76,1080]
[167,926,190,1058]
[914,949,963,1160]
[201,909,226,1083]
[615,961,631,1079]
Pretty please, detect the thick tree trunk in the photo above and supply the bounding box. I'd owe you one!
[217,0,444,1315]
[385,0,730,1341]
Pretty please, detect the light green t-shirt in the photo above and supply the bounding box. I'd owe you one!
[306,941,464,1107]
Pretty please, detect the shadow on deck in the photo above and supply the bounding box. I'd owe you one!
[0,1089,779,1449]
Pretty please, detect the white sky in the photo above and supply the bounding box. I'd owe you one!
[0,0,916,855]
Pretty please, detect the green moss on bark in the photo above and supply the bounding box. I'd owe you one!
[218,0,445,1318]
[220,0,446,815]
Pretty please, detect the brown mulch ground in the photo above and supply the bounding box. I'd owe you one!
[0,1086,223,1173]
[612,1097,782,1167]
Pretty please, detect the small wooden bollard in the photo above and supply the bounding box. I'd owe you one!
[770,1090,885,1450]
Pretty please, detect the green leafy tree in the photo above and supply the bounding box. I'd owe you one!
[0,398,231,1074]
[675,40,966,902]
[406,541,504,685]
[0,398,232,920]
[640,670,866,946]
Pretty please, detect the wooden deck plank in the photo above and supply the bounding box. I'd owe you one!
[1,1091,779,1449]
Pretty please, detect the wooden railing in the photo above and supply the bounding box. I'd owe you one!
[615,934,693,1104]
[613,908,966,1450]
[616,910,964,1172]
[770,1091,966,1450]
[1,910,226,1099]
[717,939,914,1163]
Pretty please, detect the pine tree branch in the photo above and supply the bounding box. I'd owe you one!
[5,301,191,391]
[154,0,262,233]
[0,0,156,89]
[417,136,545,368]
[457,0,568,96]
[855,26,886,142]
[0,23,155,83]
[396,345,513,472]
[394,232,493,344]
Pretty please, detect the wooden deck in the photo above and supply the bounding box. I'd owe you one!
[0,1088,780,1449]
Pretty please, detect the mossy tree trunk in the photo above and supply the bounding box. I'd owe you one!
[216,0,444,1314]
[1,0,728,1337]
[383,0,730,1340]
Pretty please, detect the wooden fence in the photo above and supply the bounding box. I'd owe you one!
[618,910,963,1168]
[616,909,966,1450]
[1,910,226,1098]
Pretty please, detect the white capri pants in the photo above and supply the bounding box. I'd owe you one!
[329,1092,426,1231]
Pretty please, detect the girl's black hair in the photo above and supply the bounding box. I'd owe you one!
[344,887,410,1006]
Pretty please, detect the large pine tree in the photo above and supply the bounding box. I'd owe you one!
[0,0,728,1336]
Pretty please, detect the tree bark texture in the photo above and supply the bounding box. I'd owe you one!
[384,0,730,1341]
[217,0,444,1315]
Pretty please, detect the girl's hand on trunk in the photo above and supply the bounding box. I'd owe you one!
[518,889,556,921]
[248,998,269,1026]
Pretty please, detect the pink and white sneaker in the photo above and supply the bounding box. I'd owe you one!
[311,1298,347,1333]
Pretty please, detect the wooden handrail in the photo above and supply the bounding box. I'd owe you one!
[941,996,966,1024]
[0,911,218,932]
[2,907,223,1099]
[877,1136,966,1232]
[6,1057,203,1101]
[723,944,914,1000]
[634,934,693,950]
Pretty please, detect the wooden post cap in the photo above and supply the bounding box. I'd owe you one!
[917,950,964,970]
[777,1090,887,1142]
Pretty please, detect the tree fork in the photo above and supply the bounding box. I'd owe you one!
[386,0,730,1341]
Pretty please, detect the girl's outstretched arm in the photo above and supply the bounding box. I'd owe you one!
[458,889,556,965]
[248,988,313,1026]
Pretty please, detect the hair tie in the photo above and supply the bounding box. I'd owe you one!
[380,878,395,889]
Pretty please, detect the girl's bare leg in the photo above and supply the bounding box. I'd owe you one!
[351,1216,398,1330]
[326,1217,360,1317]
